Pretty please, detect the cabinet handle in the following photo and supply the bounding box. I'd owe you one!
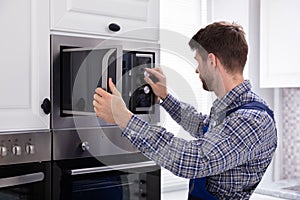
[108,23,121,32]
[41,98,51,115]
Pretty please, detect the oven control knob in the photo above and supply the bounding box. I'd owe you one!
[0,146,8,157]
[12,145,22,156]
[81,141,90,151]
[25,144,35,155]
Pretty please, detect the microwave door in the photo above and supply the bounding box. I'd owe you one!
[61,46,122,116]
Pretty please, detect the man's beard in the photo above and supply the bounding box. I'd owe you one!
[200,77,210,91]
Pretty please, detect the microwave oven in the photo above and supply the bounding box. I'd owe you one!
[51,35,160,130]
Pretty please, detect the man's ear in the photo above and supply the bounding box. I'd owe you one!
[207,53,217,67]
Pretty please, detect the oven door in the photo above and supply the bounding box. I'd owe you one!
[52,155,160,200]
[0,162,51,200]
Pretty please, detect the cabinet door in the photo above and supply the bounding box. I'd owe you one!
[260,0,300,87]
[0,0,50,131]
[51,0,159,41]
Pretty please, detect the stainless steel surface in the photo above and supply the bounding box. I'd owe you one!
[0,172,44,189]
[53,127,138,160]
[0,131,51,165]
[69,160,156,175]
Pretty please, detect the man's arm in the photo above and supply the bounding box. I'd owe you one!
[93,79,277,178]
[145,67,209,138]
[160,93,209,138]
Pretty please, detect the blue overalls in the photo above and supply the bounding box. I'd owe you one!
[188,101,274,200]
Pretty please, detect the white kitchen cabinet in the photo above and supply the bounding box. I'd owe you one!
[0,0,50,132]
[50,0,159,41]
[260,0,300,88]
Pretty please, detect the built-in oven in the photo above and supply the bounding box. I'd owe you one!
[50,34,161,200]
[52,128,160,200]
[51,34,160,130]
[0,131,51,200]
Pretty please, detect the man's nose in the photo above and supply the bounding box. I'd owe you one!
[195,68,199,74]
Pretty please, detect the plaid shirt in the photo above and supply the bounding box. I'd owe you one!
[122,80,277,199]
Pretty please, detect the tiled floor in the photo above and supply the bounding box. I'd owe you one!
[162,189,287,200]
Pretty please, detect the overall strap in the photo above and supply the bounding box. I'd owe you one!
[226,101,275,121]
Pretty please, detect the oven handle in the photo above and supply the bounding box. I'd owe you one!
[0,172,44,189]
[68,161,157,176]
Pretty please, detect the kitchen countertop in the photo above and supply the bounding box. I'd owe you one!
[256,179,300,200]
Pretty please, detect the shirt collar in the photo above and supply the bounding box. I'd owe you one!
[212,80,252,113]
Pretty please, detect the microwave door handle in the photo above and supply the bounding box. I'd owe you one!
[102,49,116,91]
[68,161,157,176]
[0,172,44,189]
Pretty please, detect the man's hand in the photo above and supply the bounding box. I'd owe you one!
[144,67,168,100]
[93,78,133,129]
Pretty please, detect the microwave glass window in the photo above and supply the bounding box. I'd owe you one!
[61,48,118,116]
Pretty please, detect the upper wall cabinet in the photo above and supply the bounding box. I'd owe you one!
[50,0,159,41]
[0,0,50,132]
[260,0,300,88]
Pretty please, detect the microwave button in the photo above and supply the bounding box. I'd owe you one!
[143,86,150,94]
[144,70,150,77]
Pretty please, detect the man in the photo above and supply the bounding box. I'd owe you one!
[93,21,277,199]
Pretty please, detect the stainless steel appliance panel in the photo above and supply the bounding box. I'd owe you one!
[52,127,138,161]
[0,131,51,200]
[0,131,51,166]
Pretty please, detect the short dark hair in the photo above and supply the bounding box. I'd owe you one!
[189,21,248,74]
